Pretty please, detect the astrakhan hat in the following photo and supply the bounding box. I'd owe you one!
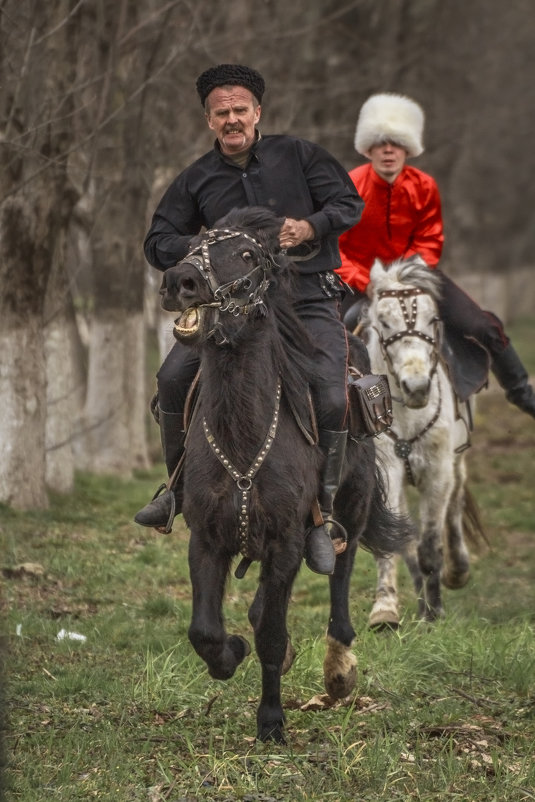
[196,64,265,106]
[354,93,424,158]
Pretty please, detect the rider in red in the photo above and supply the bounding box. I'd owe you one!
[337,92,535,419]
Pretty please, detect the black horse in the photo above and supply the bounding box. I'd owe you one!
[159,206,407,743]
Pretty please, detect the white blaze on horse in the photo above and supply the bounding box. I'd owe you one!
[363,255,486,625]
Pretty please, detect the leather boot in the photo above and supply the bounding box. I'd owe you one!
[491,344,535,419]
[305,429,348,575]
[134,410,185,529]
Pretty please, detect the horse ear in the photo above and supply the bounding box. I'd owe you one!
[370,258,386,284]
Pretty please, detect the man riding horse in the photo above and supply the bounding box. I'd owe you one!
[337,92,535,419]
[134,64,365,575]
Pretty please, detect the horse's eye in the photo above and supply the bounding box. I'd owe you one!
[241,250,254,262]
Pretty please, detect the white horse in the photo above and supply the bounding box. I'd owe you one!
[362,256,485,624]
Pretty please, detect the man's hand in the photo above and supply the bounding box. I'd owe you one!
[279,218,315,249]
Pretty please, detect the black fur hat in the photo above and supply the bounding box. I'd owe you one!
[196,64,265,106]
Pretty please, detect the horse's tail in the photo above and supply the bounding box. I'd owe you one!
[459,485,489,552]
[359,466,415,557]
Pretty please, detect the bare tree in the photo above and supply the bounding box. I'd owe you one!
[0,0,82,508]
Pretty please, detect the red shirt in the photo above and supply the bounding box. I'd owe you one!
[336,163,444,292]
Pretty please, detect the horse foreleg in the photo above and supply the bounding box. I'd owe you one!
[249,584,295,675]
[324,541,358,699]
[442,457,471,589]
[417,523,445,621]
[400,536,426,620]
[252,564,297,743]
[188,536,250,680]
[368,553,400,630]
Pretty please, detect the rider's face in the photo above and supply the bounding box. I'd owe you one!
[206,86,261,156]
[369,142,408,183]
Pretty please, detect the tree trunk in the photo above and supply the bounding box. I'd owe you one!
[0,0,80,508]
[44,241,87,493]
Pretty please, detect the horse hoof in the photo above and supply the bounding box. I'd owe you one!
[368,603,400,630]
[442,570,470,590]
[229,634,251,662]
[369,619,400,632]
[323,636,357,700]
[257,723,286,744]
[422,606,445,622]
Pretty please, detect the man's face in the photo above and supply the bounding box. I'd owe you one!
[369,142,407,183]
[206,86,261,156]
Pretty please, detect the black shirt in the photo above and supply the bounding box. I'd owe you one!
[144,134,364,275]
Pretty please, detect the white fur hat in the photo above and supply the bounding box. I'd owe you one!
[354,93,425,158]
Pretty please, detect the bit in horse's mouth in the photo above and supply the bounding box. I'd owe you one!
[174,306,201,337]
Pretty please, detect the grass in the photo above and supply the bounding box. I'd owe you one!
[1,318,534,801]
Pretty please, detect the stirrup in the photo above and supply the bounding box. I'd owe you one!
[152,483,176,535]
[323,517,348,556]
[134,482,176,534]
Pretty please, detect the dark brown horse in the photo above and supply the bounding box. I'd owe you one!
[159,206,407,743]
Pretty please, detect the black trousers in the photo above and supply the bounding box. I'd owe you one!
[157,270,350,431]
[436,270,509,357]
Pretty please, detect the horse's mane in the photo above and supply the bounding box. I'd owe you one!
[376,256,442,303]
[213,207,320,418]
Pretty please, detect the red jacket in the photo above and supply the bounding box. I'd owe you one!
[336,163,444,292]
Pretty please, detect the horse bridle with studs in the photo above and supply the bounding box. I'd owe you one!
[179,228,274,330]
[375,286,443,485]
[375,286,441,379]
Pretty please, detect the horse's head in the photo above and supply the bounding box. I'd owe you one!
[368,256,442,408]
[160,207,285,346]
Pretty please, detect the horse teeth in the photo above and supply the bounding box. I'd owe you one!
[174,307,200,335]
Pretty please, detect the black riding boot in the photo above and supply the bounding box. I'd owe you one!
[491,344,535,419]
[305,429,348,575]
[134,410,185,529]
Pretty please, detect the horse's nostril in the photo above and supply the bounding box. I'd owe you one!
[180,277,197,294]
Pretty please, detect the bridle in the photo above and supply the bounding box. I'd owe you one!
[375,286,442,384]
[374,286,443,485]
[178,227,275,344]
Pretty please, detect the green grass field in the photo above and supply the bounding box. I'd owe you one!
[1,319,534,802]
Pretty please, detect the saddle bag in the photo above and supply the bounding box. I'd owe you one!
[348,367,393,439]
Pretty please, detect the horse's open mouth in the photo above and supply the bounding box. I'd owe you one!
[174,306,202,338]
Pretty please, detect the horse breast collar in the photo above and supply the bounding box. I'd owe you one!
[202,379,282,570]
[384,378,443,486]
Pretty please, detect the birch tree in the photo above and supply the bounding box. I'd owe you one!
[0,0,82,508]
